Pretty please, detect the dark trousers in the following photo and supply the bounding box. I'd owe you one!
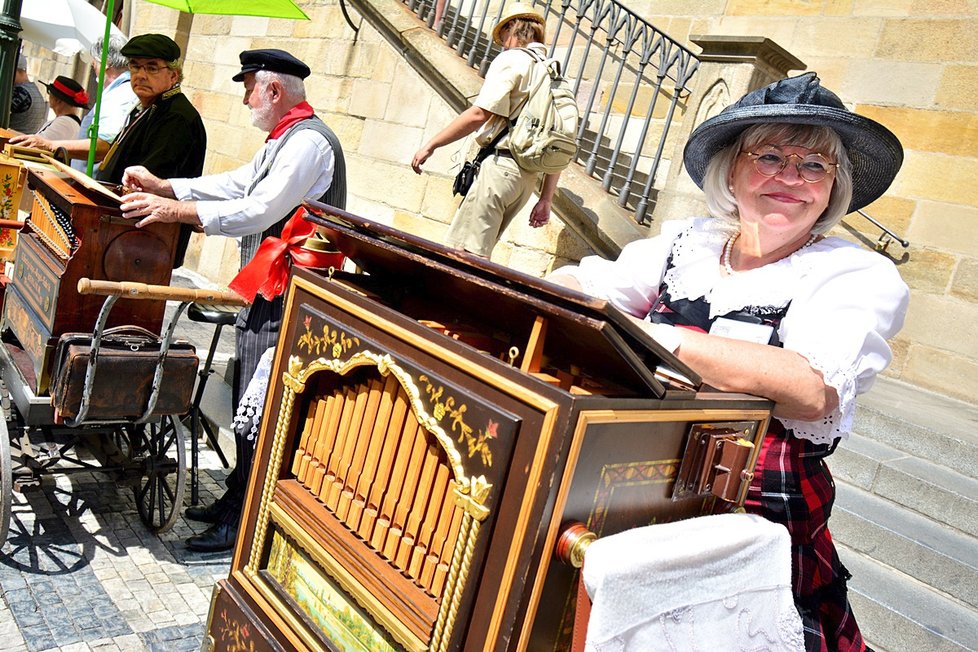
[214,294,283,526]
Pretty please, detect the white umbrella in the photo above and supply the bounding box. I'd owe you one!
[20,0,126,57]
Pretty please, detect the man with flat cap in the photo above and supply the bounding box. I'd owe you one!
[120,48,347,552]
[97,34,207,266]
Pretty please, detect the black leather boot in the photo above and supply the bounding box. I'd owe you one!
[186,521,238,553]
[184,500,225,524]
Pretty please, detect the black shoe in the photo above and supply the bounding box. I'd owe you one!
[184,501,225,524]
[186,521,238,552]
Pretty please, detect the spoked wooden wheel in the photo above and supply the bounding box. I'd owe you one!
[126,414,186,533]
[0,416,11,547]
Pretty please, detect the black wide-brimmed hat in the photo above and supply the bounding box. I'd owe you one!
[683,72,903,213]
[43,76,89,108]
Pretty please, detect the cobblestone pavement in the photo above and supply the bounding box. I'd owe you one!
[1,270,240,652]
[0,447,233,652]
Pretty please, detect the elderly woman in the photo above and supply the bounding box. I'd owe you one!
[550,72,908,652]
[36,76,88,142]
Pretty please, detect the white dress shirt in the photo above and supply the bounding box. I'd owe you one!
[554,217,910,445]
[170,127,335,238]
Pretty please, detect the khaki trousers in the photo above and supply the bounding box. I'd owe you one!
[444,153,537,257]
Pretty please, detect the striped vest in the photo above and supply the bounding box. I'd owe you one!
[239,116,347,269]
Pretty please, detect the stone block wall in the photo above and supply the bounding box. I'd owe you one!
[626,1,978,400]
[31,0,974,403]
[128,0,587,284]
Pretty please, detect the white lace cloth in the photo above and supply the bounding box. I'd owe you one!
[582,514,804,652]
[231,347,276,443]
[554,217,909,444]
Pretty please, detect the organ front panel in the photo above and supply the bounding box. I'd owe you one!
[203,205,773,652]
[0,166,181,393]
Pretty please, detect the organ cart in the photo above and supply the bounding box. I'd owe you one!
[202,203,775,652]
[0,159,245,545]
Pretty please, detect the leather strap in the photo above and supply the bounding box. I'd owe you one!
[571,566,592,652]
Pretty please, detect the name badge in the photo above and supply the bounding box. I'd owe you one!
[709,317,774,345]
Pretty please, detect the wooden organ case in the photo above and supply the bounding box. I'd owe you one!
[1,167,181,393]
[205,205,773,652]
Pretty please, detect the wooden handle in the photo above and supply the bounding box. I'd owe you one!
[0,220,23,231]
[77,278,250,306]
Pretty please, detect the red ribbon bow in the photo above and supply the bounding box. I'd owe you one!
[228,208,344,302]
[53,79,88,105]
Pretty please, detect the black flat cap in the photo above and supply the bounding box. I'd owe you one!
[121,34,181,62]
[232,49,310,82]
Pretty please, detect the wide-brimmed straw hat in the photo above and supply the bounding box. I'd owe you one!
[683,72,903,213]
[491,2,546,46]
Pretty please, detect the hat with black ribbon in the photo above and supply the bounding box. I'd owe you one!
[491,2,546,45]
[683,72,903,213]
[43,76,89,108]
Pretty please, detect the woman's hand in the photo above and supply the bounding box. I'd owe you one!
[411,145,435,174]
[9,134,53,152]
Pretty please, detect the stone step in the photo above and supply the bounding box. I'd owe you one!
[833,482,978,609]
[833,431,978,538]
[839,545,978,652]
[854,377,978,480]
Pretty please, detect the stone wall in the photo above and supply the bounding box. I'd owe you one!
[34,0,976,402]
[624,1,978,400]
[129,0,592,283]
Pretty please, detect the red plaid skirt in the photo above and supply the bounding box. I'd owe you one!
[743,422,870,652]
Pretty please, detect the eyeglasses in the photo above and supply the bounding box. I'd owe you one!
[128,62,167,75]
[743,146,838,183]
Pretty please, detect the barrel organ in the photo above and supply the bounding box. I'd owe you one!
[204,205,774,652]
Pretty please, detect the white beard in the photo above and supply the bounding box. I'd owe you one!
[250,99,277,132]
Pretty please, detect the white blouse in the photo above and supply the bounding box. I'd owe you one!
[556,217,910,445]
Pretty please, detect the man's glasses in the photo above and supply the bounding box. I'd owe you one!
[128,62,167,75]
[743,146,838,183]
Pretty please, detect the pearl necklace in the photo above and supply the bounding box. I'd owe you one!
[721,232,818,275]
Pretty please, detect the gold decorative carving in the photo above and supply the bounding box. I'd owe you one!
[419,374,496,467]
[296,314,360,358]
[248,349,496,651]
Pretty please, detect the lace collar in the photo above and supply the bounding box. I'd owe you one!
[663,219,823,319]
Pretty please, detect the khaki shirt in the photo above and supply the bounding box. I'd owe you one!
[473,42,547,148]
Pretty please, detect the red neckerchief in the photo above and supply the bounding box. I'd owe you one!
[266,101,315,141]
[228,208,344,302]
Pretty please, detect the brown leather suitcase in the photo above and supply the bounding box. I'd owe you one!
[50,326,198,420]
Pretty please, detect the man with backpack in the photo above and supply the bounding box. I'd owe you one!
[411,2,577,258]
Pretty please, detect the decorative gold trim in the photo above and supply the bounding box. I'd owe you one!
[245,342,499,652]
[290,275,558,410]
[286,350,469,482]
[484,404,562,647]
[201,584,220,652]
[264,504,425,652]
[516,407,771,650]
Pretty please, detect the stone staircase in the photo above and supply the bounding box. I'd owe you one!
[831,376,978,652]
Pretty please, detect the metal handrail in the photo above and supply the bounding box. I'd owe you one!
[406,0,700,224]
[852,209,910,252]
[401,0,911,253]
